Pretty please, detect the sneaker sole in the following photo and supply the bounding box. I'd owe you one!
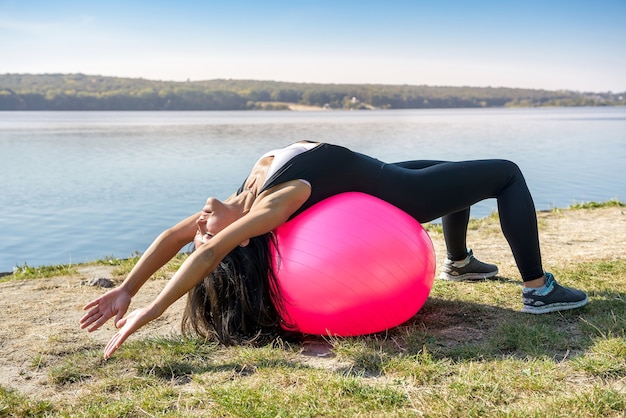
[521,296,589,314]
[438,269,498,282]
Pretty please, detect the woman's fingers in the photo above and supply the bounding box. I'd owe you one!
[104,332,124,359]
[87,315,109,332]
[79,301,110,331]
[79,300,102,324]
[80,288,132,332]
[79,307,101,328]
[102,308,151,359]
[82,298,100,310]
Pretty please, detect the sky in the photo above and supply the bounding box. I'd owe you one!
[1,0,625,92]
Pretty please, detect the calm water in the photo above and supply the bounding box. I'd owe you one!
[1,107,625,272]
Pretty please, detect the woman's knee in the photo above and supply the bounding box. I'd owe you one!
[493,159,524,181]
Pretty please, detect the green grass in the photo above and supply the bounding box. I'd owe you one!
[2,257,623,417]
[568,198,624,209]
[2,262,77,282]
[1,202,624,416]
[0,252,190,284]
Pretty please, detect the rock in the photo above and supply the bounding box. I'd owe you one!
[82,277,115,288]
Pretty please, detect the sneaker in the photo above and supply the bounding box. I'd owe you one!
[439,249,498,281]
[522,272,588,314]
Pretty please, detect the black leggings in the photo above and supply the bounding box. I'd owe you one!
[376,159,543,281]
[258,144,544,282]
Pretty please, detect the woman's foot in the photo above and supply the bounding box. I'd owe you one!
[439,249,498,281]
[522,272,588,314]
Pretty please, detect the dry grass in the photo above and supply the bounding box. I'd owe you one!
[1,205,625,417]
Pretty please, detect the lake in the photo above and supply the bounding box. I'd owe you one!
[1,107,624,272]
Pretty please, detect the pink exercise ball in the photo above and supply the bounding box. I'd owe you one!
[272,192,436,336]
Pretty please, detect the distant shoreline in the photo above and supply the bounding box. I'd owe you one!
[2,73,624,111]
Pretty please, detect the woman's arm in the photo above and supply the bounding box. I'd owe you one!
[120,211,201,296]
[102,180,311,358]
[80,211,201,332]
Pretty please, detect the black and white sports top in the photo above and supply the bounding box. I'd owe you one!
[257,141,320,189]
[237,142,385,219]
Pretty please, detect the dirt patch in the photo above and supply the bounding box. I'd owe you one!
[0,271,186,398]
[429,207,626,279]
[1,207,624,399]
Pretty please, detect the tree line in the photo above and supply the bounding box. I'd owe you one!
[1,73,624,111]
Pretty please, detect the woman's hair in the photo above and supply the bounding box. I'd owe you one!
[181,233,292,345]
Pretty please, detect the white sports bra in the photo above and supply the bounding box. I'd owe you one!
[259,142,319,189]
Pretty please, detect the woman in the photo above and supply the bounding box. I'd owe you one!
[80,141,588,358]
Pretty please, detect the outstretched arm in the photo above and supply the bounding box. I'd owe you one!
[80,211,200,332]
[102,180,311,358]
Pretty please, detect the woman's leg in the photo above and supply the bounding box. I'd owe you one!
[383,157,587,313]
[380,159,543,281]
[345,151,587,313]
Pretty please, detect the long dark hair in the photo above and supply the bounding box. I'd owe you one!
[181,232,292,345]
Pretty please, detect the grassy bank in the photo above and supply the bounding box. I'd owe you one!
[1,202,624,417]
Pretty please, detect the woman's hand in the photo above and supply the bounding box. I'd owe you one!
[80,287,132,332]
[103,307,156,359]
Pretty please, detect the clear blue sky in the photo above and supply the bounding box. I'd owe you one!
[1,0,624,92]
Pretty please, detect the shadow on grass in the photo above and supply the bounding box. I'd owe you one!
[332,285,625,377]
[135,357,307,382]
